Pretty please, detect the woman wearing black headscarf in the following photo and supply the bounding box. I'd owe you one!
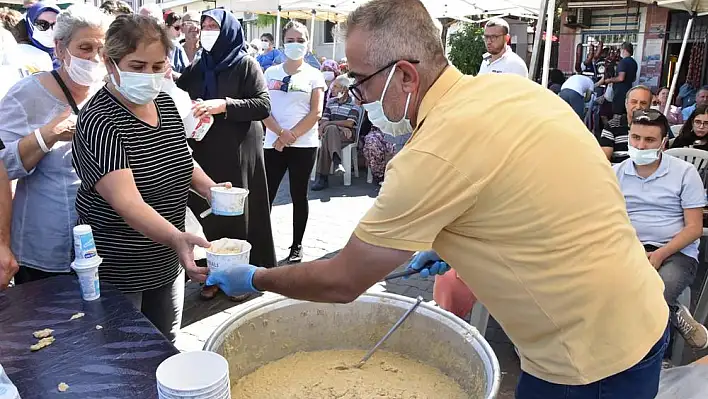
[177,9,276,300]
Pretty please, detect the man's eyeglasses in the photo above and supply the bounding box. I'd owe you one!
[347,59,420,103]
[34,19,55,32]
[483,34,504,42]
[694,119,708,129]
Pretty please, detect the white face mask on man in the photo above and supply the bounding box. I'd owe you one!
[361,64,413,137]
[627,138,665,166]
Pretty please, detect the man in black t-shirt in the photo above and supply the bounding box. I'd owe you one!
[599,85,652,163]
[601,42,638,116]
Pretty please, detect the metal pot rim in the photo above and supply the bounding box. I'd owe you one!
[203,291,501,399]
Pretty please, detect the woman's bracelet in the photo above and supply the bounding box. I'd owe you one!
[34,129,51,153]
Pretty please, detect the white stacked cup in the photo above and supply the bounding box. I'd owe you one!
[156,351,230,399]
[71,225,102,301]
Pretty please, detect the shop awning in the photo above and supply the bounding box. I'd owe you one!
[635,0,708,16]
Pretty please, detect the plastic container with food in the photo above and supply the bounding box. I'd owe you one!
[206,238,252,274]
[210,187,249,216]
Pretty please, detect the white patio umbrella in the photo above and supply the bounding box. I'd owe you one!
[634,0,708,116]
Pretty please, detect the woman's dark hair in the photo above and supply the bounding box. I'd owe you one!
[164,11,181,27]
[105,14,172,62]
[548,69,565,86]
[677,104,708,142]
[260,32,274,42]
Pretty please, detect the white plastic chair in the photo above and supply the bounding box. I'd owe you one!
[311,111,364,186]
[670,125,683,138]
[665,148,708,171]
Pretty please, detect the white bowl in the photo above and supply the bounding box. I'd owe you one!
[205,239,252,273]
[156,351,229,395]
[211,187,248,216]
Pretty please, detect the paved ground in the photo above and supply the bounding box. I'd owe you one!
[177,172,520,398]
[176,171,708,398]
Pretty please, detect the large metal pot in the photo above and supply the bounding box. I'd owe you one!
[204,292,500,398]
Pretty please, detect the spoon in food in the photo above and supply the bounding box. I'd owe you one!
[335,296,424,370]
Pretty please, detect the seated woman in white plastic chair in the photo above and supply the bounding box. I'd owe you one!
[311,74,362,191]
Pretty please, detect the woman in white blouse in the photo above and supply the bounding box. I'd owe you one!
[263,21,325,264]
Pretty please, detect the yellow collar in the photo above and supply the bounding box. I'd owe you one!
[416,66,464,126]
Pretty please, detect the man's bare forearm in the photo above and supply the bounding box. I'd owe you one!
[252,259,360,303]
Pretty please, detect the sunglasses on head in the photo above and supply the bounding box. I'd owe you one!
[632,109,671,132]
[34,19,55,32]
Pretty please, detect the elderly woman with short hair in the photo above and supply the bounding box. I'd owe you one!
[0,4,110,284]
[311,74,361,191]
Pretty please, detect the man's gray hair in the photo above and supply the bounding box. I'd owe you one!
[55,4,111,48]
[340,0,445,70]
[626,84,652,101]
[485,18,509,35]
[138,3,163,23]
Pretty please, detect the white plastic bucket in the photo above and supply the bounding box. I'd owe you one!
[210,187,248,216]
[71,257,102,301]
[205,239,252,273]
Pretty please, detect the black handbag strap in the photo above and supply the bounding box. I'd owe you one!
[51,70,80,115]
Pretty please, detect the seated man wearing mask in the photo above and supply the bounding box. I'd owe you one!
[312,75,361,191]
[600,85,652,163]
[614,109,708,350]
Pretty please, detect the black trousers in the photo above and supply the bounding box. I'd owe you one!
[14,266,72,285]
[264,147,317,248]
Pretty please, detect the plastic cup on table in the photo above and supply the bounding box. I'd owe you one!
[156,351,230,398]
[0,384,19,399]
[71,257,102,301]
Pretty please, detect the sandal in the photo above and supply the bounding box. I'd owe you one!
[200,285,219,300]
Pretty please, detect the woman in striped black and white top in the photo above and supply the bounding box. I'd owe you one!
[72,15,221,342]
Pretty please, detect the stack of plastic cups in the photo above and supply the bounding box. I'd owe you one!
[156,351,230,399]
[71,225,102,301]
[0,364,20,399]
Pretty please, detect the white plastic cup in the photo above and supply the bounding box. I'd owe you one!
[71,257,102,301]
[73,225,98,265]
[205,239,252,274]
[210,187,249,216]
[0,384,19,399]
[156,351,229,396]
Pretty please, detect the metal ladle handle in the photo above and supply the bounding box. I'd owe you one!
[356,296,424,368]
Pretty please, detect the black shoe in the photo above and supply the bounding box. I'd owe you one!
[311,175,328,191]
[284,245,303,264]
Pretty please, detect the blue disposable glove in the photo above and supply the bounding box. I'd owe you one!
[205,264,262,296]
[407,250,451,278]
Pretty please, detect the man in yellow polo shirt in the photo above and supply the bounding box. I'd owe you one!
[206,0,669,397]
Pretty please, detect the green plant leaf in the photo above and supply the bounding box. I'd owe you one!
[448,25,486,76]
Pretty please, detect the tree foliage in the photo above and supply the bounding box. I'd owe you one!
[447,24,486,76]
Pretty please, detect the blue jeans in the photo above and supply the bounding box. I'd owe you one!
[516,325,669,399]
[645,244,698,326]
[559,89,586,119]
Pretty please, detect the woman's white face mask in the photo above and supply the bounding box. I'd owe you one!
[65,50,104,86]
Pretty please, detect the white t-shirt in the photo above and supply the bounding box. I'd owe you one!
[263,63,326,148]
[0,44,53,100]
[561,75,594,96]
[478,46,528,77]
